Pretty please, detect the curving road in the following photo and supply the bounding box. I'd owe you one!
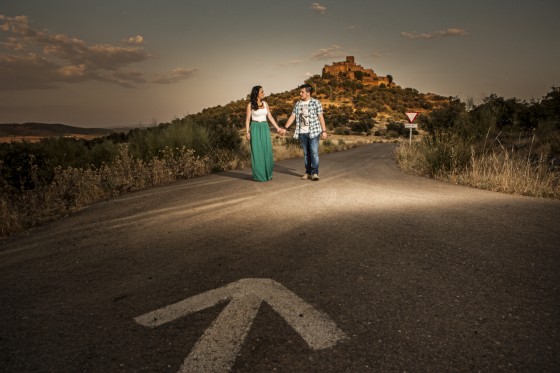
[1,143,559,372]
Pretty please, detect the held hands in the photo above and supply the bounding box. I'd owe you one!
[277,127,287,136]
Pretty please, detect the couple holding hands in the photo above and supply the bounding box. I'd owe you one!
[245,84,328,182]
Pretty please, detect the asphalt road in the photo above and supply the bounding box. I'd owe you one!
[1,143,559,372]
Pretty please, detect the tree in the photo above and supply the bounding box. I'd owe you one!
[540,86,560,122]
[421,97,466,136]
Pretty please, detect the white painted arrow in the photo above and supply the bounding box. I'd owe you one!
[135,278,347,373]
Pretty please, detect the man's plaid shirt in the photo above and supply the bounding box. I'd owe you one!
[291,98,323,139]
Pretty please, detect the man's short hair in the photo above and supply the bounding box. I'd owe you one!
[299,84,314,94]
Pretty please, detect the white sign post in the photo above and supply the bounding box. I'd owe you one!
[405,112,419,145]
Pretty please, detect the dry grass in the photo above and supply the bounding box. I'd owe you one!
[211,146,251,171]
[271,136,304,160]
[1,145,211,237]
[1,133,374,238]
[395,140,429,177]
[269,133,375,161]
[396,139,560,199]
[450,150,559,198]
[0,198,22,237]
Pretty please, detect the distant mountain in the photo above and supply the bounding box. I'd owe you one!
[0,123,114,138]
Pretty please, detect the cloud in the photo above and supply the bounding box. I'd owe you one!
[401,28,468,40]
[0,53,65,89]
[58,63,87,78]
[0,15,32,36]
[107,69,147,87]
[0,14,196,90]
[1,36,24,51]
[278,59,302,66]
[153,67,198,84]
[310,45,346,61]
[368,52,384,59]
[310,3,327,14]
[124,35,144,45]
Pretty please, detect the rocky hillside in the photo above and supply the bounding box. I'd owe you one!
[184,73,451,135]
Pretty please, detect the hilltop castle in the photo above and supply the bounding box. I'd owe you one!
[322,56,394,87]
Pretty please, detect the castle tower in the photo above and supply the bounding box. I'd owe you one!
[321,56,395,87]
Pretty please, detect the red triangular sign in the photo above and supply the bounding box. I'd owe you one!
[405,112,419,123]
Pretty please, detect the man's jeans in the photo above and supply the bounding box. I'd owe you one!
[298,133,320,175]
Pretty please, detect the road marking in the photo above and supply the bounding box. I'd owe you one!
[135,278,347,373]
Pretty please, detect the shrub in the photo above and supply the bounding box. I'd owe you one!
[0,145,212,237]
[128,118,211,159]
[386,121,406,137]
[350,122,370,134]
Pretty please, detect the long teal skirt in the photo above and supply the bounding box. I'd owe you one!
[250,121,274,182]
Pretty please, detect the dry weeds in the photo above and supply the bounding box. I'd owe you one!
[396,140,560,199]
[1,134,374,238]
[1,145,210,238]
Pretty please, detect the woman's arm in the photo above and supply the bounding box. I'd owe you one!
[245,103,252,140]
[265,102,284,133]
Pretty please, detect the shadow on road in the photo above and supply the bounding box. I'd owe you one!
[274,164,301,178]
[217,165,301,181]
[216,171,254,181]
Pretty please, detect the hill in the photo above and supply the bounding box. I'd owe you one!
[183,69,451,136]
[2,58,452,140]
[0,123,114,142]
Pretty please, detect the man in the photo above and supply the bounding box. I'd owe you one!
[284,84,328,181]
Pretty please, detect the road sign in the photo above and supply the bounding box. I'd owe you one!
[404,112,419,145]
[405,112,419,123]
[135,278,347,373]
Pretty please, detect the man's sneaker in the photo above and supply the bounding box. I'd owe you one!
[302,174,311,180]
[312,174,320,181]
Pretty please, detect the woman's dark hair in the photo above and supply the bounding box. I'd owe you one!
[250,85,262,111]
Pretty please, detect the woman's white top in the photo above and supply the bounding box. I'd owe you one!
[251,102,268,122]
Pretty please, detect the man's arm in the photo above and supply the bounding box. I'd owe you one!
[319,113,327,139]
[284,113,296,129]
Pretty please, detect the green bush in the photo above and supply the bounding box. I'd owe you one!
[0,137,122,191]
[128,118,211,160]
[420,133,471,176]
[386,121,407,137]
[350,122,370,134]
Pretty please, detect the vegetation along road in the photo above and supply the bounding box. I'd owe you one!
[1,143,558,372]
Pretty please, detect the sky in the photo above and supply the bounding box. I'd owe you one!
[1,0,559,128]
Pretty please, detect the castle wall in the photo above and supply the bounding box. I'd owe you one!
[321,56,394,87]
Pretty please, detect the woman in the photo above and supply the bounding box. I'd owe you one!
[245,85,285,181]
